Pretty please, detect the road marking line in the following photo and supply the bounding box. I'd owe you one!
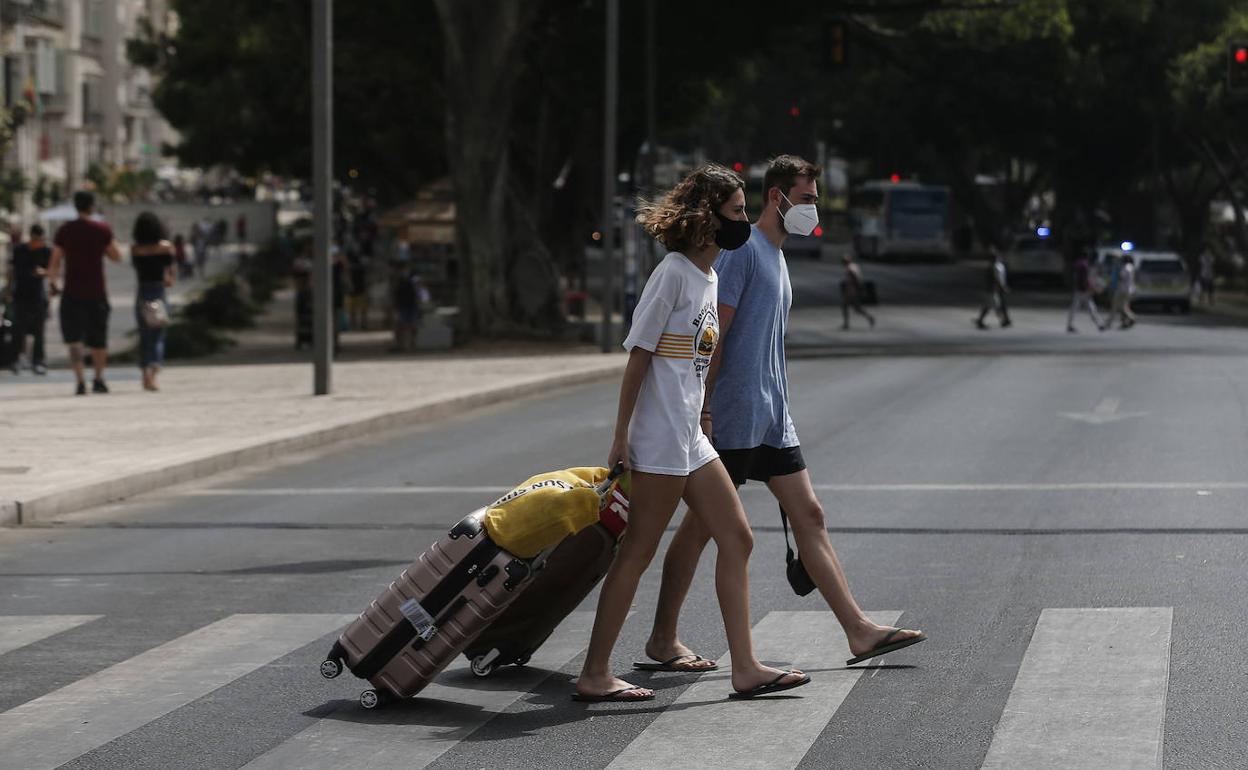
[980,607,1171,770]
[0,613,353,770]
[184,481,1248,496]
[607,610,902,770]
[241,610,596,770]
[186,486,510,495]
[0,615,101,656]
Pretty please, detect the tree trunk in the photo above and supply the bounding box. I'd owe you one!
[433,0,538,337]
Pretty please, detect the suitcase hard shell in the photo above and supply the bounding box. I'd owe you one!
[463,521,617,676]
[464,480,628,677]
[319,510,533,708]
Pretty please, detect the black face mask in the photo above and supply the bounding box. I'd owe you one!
[714,212,751,250]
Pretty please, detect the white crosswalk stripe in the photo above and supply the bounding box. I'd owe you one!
[0,615,102,656]
[242,610,597,770]
[980,607,1172,770]
[607,610,902,770]
[0,607,1179,769]
[0,613,353,770]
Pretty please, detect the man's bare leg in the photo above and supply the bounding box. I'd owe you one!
[90,347,107,381]
[767,469,924,657]
[67,342,85,385]
[645,507,716,668]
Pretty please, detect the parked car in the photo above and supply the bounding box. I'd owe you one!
[1131,251,1191,313]
[1003,232,1065,286]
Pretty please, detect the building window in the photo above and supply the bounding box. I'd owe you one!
[82,0,105,40]
[35,40,59,96]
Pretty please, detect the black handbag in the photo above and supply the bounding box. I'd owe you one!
[780,506,817,596]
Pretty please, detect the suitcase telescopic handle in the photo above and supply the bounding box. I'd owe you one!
[595,462,626,497]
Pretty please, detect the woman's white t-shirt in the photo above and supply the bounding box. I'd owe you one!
[622,252,720,475]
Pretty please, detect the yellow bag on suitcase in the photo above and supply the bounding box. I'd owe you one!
[484,467,614,558]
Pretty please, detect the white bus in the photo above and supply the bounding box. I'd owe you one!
[850,180,953,260]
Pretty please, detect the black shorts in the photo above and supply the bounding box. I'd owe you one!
[717,444,806,487]
[60,296,110,348]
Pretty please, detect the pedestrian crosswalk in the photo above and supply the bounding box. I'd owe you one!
[0,607,1174,769]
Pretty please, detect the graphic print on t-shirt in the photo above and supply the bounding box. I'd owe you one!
[692,299,718,378]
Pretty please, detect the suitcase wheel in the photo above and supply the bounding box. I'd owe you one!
[360,689,390,710]
[319,658,343,679]
[470,656,495,678]
[470,649,501,678]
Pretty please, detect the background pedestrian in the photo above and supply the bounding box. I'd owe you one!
[1066,248,1105,333]
[5,224,51,374]
[131,212,176,391]
[1109,253,1137,329]
[840,253,875,330]
[975,246,1011,329]
[47,191,122,395]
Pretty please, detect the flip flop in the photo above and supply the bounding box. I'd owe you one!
[845,628,928,666]
[571,685,655,703]
[632,654,719,672]
[728,669,811,699]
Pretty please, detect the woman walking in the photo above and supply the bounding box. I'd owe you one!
[574,164,810,702]
[131,212,175,391]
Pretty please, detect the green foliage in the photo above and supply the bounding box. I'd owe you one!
[133,0,445,201]
[179,275,259,329]
[0,169,28,212]
[32,176,63,209]
[162,321,235,360]
[85,163,159,203]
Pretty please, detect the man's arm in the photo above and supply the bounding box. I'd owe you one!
[702,303,736,408]
[105,241,122,263]
[46,246,63,294]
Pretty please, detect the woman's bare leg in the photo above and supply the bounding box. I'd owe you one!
[576,470,686,699]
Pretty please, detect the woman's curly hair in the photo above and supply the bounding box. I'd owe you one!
[636,163,744,253]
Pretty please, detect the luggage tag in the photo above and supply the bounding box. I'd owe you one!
[398,598,438,641]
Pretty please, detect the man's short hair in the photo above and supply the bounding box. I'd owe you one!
[762,155,822,201]
[30,224,44,237]
[73,190,95,213]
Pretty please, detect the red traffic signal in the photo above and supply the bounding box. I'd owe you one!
[1229,42,1248,93]
[732,161,745,173]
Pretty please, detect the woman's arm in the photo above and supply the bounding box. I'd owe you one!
[609,347,653,469]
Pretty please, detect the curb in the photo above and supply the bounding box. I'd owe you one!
[7,361,624,526]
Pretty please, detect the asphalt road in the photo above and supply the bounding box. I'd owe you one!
[3,321,1248,768]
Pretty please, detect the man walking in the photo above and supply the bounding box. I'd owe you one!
[1066,249,1104,333]
[639,156,925,673]
[839,253,875,329]
[5,224,51,374]
[975,246,1011,329]
[47,191,121,395]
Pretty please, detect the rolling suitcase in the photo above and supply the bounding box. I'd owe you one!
[320,466,624,708]
[319,510,534,708]
[464,479,629,677]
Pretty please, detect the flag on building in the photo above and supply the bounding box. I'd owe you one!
[21,74,42,119]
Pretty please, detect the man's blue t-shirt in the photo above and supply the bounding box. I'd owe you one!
[710,225,798,450]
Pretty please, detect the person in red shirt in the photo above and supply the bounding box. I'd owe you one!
[46,191,122,395]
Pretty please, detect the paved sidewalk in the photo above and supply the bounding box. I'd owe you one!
[0,351,625,525]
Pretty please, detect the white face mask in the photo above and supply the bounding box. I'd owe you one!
[779,191,819,236]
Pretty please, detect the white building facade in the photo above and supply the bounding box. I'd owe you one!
[1,0,175,221]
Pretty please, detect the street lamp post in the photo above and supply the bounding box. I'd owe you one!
[599,0,619,354]
[312,0,333,395]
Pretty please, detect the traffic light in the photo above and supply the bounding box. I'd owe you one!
[826,21,848,67]
[1228,42,1248,94]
